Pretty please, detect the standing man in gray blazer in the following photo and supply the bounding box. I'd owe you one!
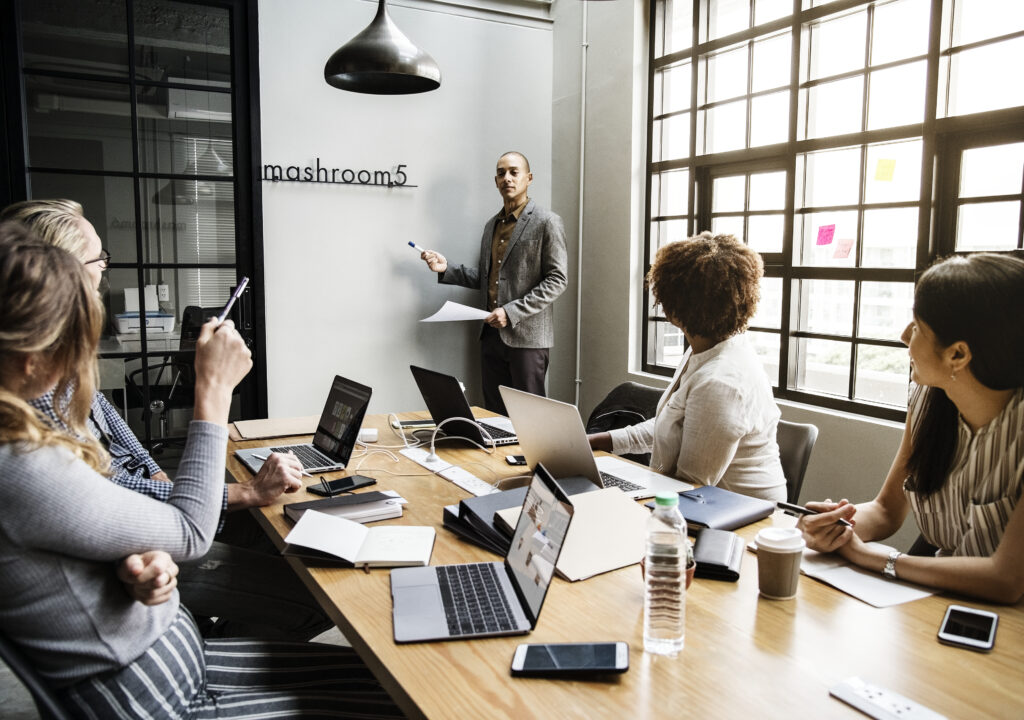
[420,151,568,413]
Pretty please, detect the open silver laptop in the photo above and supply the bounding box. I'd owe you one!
[234,375,371,474]
[410,365,518,447]
[391,463,573,643]
[499,385,693,500]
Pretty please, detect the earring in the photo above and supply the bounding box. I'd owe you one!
[950,371,957,382]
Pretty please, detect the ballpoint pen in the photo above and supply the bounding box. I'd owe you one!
[252,453,312,478]
[776,500,853,527]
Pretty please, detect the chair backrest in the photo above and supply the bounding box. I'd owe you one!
[586,382,664,466]
[178,305,223,351]
[0,632,72,720]
[776,420,819,504]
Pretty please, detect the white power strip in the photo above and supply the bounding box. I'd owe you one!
[439,465,497,497]
[399,447,453,473]
[398,448,495,496]
[829,677,946,720]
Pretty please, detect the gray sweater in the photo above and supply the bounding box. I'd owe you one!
[0,421,226,685]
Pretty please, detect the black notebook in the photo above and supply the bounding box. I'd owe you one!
[283,491,401,524]
[457,487,529,555]
[647,485,774,530]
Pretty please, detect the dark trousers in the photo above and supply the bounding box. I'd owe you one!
[480,325,550,414]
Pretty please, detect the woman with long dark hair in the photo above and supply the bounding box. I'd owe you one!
[800,253,1024,603]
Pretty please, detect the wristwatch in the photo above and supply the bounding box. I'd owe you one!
[883,549,902,580]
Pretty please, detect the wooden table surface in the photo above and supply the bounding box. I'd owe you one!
[227,411,1024,720]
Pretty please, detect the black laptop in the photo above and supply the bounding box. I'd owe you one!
[409,365,518,447]
[234,375,371,474]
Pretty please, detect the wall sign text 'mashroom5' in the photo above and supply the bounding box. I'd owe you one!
[260,159,414,188]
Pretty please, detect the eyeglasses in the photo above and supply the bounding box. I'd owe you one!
[84,249,112,268]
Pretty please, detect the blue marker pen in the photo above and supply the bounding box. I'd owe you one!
[408,241,427,253]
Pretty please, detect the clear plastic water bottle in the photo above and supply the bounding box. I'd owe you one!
[644,492,687,656]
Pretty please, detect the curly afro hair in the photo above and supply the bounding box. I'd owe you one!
[648,232,762,341]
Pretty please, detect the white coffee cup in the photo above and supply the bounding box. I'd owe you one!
[755,527,806,600]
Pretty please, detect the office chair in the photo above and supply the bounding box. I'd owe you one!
[126,305,220,452]
[776,419,819,504]
[0,631,72,720]
[586,382,663,466]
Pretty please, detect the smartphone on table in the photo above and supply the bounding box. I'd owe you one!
[510,642,629,677]
[307,475,376,497]
[937,604,998,652]
[505,454,527,466]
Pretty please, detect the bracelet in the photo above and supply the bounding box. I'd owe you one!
[883,549,902,580]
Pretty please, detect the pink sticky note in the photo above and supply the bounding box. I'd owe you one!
[816,224,835,246]
[833,237,854,259]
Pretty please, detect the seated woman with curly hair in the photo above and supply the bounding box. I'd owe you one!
[588,232,786,502]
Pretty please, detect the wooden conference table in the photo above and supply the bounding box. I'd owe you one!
[227,411,1024,720]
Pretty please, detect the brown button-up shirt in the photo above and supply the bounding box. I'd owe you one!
[487,198,528,311]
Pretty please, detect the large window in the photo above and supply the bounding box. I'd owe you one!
[5,0,265,447]
[645,0,1024,421]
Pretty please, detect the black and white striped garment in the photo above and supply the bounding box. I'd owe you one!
[60,608,404,719]
[904,385,1024,557]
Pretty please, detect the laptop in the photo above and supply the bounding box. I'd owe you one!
[409,365,518,447]
[391,462,573,643]
[234,375,371,474]
[499,385,694,500]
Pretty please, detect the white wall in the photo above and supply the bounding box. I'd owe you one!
[549,2,921,550]
[258,0,554,416]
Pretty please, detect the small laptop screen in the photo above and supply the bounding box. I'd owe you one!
[505,469,573,621]
[312,376,371,462]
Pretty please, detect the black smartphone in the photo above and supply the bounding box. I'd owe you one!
[505,454,527,466]
[937,604,998,652]
[307,475,376,496]
[510,642,628,677]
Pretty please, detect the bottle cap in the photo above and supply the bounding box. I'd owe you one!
[654,492,679,507]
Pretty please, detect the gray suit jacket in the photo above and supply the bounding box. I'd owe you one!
[439,199,568,348]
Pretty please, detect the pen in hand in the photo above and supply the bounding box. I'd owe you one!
[252,453,313,478]
[776,501,853,527]
[215,276,250,325]
[408,241,427,253]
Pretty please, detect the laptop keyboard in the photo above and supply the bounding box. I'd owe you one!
[436,563,517,636]
[599,471,644,493]
[480,423,516,441]
[270,444,335,469]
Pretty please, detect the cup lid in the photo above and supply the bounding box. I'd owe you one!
[755,527,806,551]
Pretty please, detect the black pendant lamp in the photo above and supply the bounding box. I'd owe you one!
[324,0,441,95]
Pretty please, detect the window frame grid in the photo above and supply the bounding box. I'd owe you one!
[644,0,1024,423]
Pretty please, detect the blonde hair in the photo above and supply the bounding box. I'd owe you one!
[0,199,89,260]
[0,221,109,474]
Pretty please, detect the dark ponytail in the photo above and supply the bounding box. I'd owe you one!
[904,254,1024,496]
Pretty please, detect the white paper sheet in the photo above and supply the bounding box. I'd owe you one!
[420,301,490,322]
[747,540,935,607]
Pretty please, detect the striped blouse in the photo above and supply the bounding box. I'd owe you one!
[904,385,1024,557]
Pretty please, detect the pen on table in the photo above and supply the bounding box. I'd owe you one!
[408,241,427,253]
[252,453,313,478]
[776,500,853,527]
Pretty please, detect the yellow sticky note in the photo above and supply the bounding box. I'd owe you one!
[875,158,896,182]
